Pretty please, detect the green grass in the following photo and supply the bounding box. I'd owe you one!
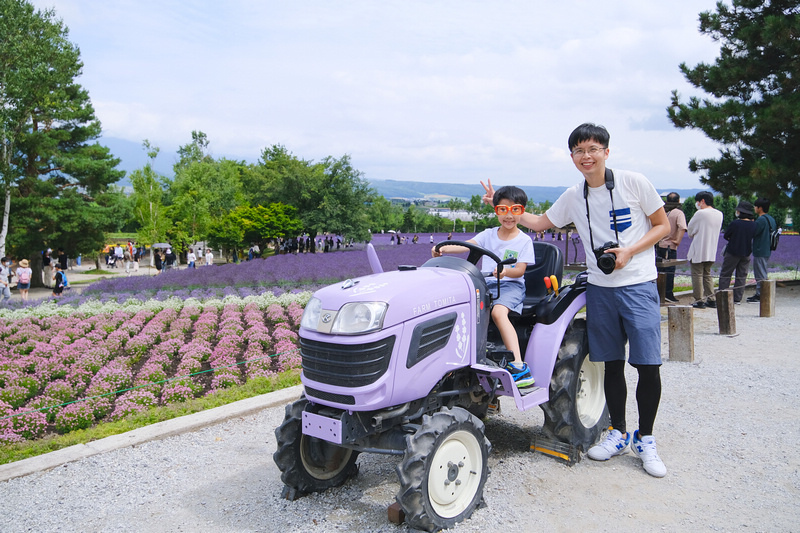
[0,370,300,465]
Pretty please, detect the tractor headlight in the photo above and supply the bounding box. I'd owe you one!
[300,297,322,330]
[331,302,388,334]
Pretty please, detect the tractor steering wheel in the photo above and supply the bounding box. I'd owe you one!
[433,240,513,276]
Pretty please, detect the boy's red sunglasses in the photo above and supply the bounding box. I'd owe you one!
[494,204,525,216]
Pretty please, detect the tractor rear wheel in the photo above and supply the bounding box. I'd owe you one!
[273,398,359,498]
[396,406,491,532]
[541,318,609,451]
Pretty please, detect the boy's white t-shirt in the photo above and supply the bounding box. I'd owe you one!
[546,169,664,288]
[471,227,536,287]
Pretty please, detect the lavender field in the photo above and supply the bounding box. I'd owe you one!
[1,231,797,447]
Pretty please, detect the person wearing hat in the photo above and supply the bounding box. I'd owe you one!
[16,259,33,301]
[718,200,757,304]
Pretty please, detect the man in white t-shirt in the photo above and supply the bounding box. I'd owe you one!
[686,191,724,309]
[205,249,214,266]
[482,123,670,478]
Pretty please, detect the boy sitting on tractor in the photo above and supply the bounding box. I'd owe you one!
[432,185,536,388]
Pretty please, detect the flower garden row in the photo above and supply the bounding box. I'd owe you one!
[0,293,309,444]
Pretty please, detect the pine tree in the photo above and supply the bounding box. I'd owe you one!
[668,1,800,208]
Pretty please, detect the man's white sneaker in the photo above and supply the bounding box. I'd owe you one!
[587,428,630,461]
[632,430,667,478]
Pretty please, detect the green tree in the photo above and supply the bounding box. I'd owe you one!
[247,146,375,243]
[130,141,169,259]
[1,0,123,283]
[366,195,402,232]
[668,1,800,209]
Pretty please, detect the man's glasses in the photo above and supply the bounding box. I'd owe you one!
[495,204,525,216]
[571,146,607,157]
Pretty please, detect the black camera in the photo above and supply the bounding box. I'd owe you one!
[593,241,619,275]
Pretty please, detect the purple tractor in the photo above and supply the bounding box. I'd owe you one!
[274,240,609,531]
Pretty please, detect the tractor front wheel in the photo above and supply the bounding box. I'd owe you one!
[396,406,491,532]
[273,398,359,498]
[541,318,609,451]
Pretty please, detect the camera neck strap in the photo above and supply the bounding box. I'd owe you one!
[583,168,620,253]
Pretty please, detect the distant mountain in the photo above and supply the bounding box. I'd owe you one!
[367,179,704,204]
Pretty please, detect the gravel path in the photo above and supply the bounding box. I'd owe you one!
[2,286,799,532]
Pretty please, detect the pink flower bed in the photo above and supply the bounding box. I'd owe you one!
[0,302,302,441]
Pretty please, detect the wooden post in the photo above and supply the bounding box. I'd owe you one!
[716,289,736,336]
[668,306,694,362]
[760,280,776,318]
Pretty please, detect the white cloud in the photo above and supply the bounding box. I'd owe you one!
[30,0,725,189]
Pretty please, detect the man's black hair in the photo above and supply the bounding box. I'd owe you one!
[568,123,610,150]
[493,185,527,208]
[754,197,771,213]
[666,192,680,203]
[696,191,714,207]
[0,257,6,263]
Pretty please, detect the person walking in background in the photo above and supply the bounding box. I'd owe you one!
[42,249,53,288]
[57,248,68,271]
[133,247,140,272]
[748,198,777,303]
[0,257,11,305]
[52,263,65,298]
[718,201,757,304]
[205,249,214,266]
[16,259,32,301]
[187,249,197,269]
[123,246,133,274]
[154,250,163,275]
[164,248,177,271]
[656,192,687,303]
[687,191,724,309]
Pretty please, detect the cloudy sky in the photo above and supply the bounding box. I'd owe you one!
[31,0,724,189]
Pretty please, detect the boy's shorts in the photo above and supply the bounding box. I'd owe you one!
[487,278,525,314]
[586,281,662,365]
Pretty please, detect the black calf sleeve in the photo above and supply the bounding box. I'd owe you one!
[604,360,627,434]
[633,364,662,436]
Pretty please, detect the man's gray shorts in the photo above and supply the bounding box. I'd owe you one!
[586,281,662,365]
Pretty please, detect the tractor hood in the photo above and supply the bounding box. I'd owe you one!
[304,267,472,332]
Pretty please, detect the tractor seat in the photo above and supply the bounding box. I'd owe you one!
[520,241,563,317]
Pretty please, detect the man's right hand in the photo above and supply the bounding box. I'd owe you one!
[480,179,495,205]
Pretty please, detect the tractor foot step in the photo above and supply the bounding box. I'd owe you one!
[530,435,581,466]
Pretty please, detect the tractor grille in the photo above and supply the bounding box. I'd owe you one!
[300,336,396,387]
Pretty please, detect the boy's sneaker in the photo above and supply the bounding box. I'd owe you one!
[746,295,760,303]
[632,430,667,478]
[587,428,630,461]
[506,362,535,388]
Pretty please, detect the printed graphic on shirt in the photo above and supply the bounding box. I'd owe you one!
[502,249,520,262]
[609,207,632,232]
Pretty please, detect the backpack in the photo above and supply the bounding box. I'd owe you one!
[768,217,780,251]
[61,271,69,288]
[18,270,30,284]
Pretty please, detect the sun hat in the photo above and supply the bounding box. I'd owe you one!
[736,200,754,216]
[19,259,29,268]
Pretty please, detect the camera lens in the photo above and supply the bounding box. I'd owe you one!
[597,253,616,275]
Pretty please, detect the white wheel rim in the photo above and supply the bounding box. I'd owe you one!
[576,357,606,428]
[427,429,483,519]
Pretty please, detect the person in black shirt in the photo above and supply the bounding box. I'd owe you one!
[718,201,757,303]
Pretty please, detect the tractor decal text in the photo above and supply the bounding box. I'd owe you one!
[412,295,457,316]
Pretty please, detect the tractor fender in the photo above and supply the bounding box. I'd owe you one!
[523,289,587,390]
